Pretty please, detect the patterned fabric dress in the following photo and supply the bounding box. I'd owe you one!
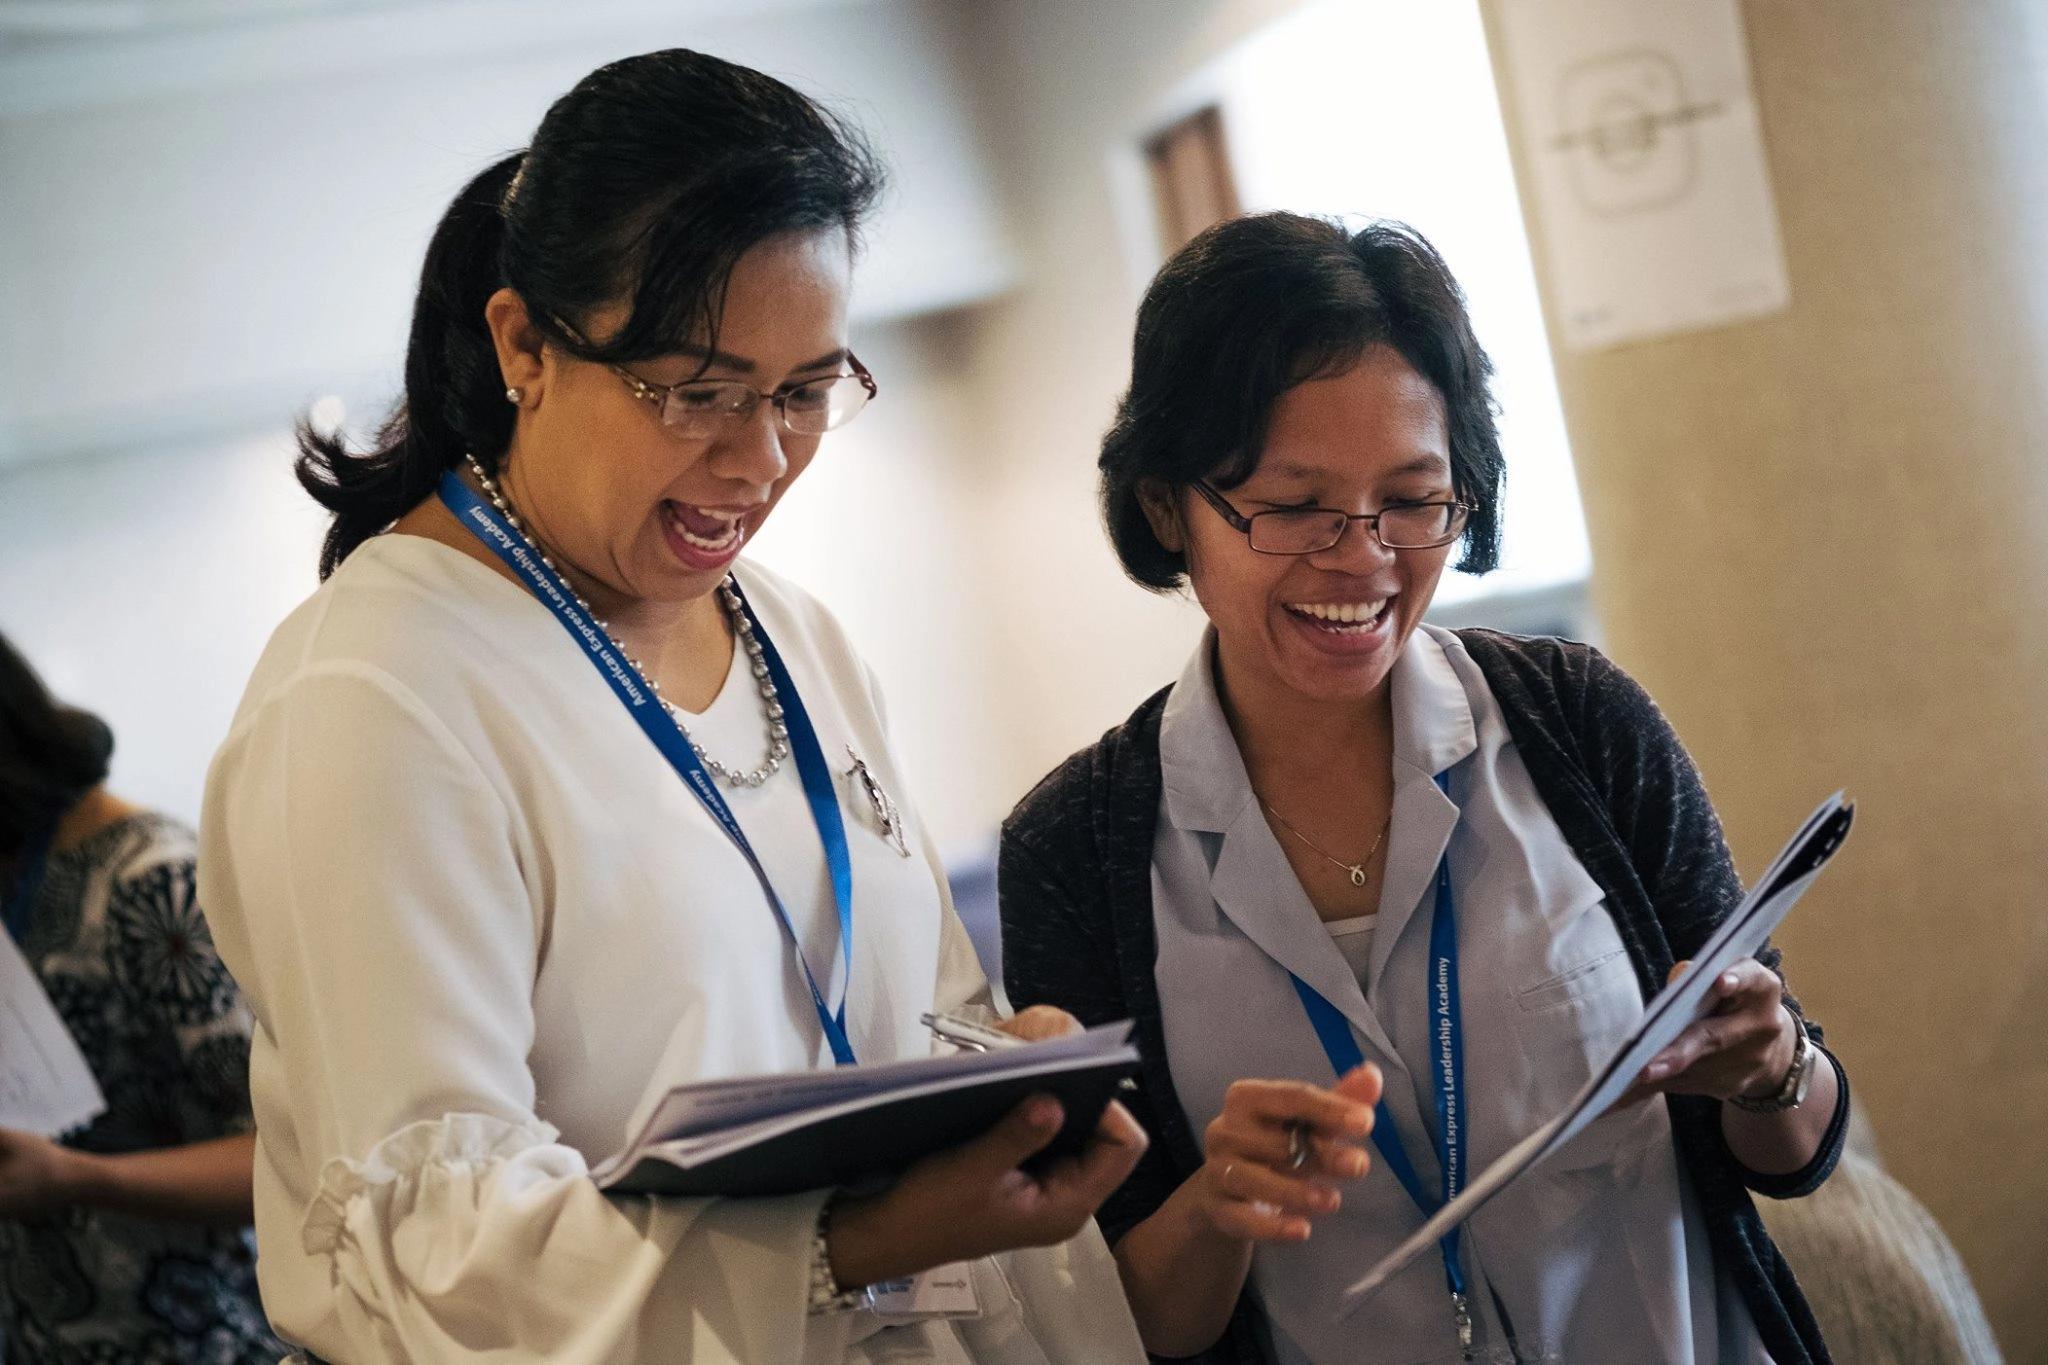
[0,812,282,1364]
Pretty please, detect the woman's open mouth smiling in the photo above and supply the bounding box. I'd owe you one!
[1282,597,1395,654]
[661,500,748,569]
[1285,598,1388,632]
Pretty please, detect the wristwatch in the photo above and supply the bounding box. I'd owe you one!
[1729,1011,1817,1114]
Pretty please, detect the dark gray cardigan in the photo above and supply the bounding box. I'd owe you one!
[999,629,1848,1365]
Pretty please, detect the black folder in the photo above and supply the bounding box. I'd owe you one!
[595,1023,1140,1199]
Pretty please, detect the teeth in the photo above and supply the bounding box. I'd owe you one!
[665,504,742,552]
[1288,599,1388,626]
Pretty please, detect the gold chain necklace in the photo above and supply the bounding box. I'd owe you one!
[1262,803,1392,888]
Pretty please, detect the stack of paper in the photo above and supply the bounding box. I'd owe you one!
[0,931,106,1138]
[1345,792,1856,1305]
[594,1022,1140,1199]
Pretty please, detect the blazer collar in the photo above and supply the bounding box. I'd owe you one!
[1155,626,1482,1065]
[1159,630,1253,836]
[1159,625,1479,836]
[1159,633,1403,1064]
[1390,624,1479,782]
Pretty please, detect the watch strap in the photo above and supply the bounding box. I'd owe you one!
[1730,1012,1815,1114]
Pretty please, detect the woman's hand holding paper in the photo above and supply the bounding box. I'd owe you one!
[1629,957,1797,1104]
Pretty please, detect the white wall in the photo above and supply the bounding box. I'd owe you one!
[0,0,1015,465]
[0,426,328,824]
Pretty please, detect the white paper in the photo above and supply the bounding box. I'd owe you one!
[1494,0,1790,350]
[1344,793,1854,1307]
[0,931,106,1138]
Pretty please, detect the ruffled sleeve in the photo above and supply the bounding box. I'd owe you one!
[286,1110,835,1361]
[299,1112,557,1257]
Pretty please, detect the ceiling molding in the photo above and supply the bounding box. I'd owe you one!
[0,0,873,116]
[0,0,399,37]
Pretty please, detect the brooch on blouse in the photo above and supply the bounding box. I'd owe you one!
[845,746,912,858]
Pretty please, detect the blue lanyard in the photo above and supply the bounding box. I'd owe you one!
[438,472,858,1066]
[1288,771,1471,1350]
[3,816,57,947]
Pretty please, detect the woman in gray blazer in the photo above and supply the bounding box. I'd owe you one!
[1000,213,1850,1365]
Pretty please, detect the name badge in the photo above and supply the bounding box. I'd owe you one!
[867,1261,982,1320]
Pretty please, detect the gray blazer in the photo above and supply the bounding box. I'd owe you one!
[1000,628,1851,1365]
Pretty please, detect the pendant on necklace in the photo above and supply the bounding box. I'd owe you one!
[845,746,912,857]
[1346,864,1368,888]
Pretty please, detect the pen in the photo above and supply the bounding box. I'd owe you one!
[921,1012,1143,1096]
[920,1011,1028,1052]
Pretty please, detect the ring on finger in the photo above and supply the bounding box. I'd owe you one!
[1285,1122,1310,1172]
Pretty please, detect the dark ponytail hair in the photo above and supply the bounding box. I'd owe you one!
[0,631,114,856]
[297,49,885,578]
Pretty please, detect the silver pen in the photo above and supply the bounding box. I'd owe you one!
[920,1012,1142,1095]
[920,1011,1027,1052]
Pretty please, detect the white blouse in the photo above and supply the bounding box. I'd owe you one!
[198,533,1141,1365]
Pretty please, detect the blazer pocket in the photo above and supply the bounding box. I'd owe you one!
[1507,936,1645,1170]
[1514,947,1630,1015]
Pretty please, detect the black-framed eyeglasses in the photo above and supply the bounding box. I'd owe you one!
[550,316,877,439]
[1191,480,1473,554]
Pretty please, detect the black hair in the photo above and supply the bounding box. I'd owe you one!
[1099,212,1506,591]
[0,631,113,857]
[297,48,885,578]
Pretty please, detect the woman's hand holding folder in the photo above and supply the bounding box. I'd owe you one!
[824,1010,1150,1292]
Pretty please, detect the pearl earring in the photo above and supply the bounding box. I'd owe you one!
[505,386,524,405]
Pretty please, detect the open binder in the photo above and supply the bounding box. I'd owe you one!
[593,1022,1140,1199]
[1344,791,1856,1307]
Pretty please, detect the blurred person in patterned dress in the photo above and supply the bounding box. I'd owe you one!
[0,631,282,1364]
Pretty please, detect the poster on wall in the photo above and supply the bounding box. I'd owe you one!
[1493,0,1790,352]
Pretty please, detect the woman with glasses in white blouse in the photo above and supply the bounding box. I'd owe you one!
[200,49,1145,1365]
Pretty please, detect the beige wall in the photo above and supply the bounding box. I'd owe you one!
[1481,0,2048,1355]
[940,0,1319,801]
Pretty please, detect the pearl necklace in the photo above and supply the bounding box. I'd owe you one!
[463,453,790,788]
